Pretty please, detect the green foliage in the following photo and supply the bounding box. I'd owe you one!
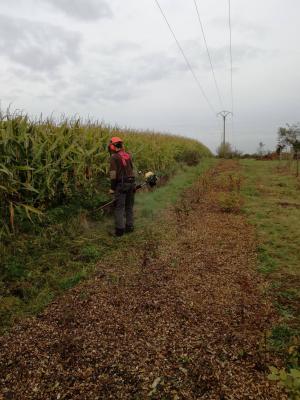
[268,339,300,399]
[174,148,202,166]
[1,257,27,282]
[278,124,300,153]
[268,367,300,399]
[59,271,87,290]
[0,110,211,235]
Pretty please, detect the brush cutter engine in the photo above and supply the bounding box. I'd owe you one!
[144,171,158,187]
[136,171,158,190]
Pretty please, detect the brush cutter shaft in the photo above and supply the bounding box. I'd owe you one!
[97,183,144,211]
[135,182,146,190]
[96,172,157,211]
[97,198,116,210]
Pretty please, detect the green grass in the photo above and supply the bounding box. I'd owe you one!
[136,160,215,220]
[0,158,215,333]
[270,324,295,350]
[241,159,300,339]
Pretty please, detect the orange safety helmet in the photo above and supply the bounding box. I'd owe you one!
[108,136,123,153]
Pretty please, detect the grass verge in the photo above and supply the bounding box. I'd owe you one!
[241,159,300,342]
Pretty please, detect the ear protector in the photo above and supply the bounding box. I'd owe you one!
[108,136,123,152]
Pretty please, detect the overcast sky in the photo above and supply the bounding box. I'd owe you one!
[0,0,299,153]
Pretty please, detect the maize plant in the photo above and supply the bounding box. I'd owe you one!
[0,111,211,236]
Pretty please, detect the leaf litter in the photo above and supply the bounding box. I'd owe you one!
[0,161,286,399]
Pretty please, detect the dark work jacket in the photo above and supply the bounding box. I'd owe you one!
[109,151,134,190]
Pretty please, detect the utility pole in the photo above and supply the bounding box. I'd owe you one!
[217,111,232,146]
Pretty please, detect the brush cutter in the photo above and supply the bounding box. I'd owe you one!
[96,171,158,211]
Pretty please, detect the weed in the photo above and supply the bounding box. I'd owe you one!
[270,325,294,349]
[228,173,243,192]
[178,354,190,364]
[79,291,89,301]
[218,192,244,213]
[106,274,120,285]
[81,245,101,262]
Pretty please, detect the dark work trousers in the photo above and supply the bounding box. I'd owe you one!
[114,182,135,230]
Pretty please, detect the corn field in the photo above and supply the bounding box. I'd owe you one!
[0,111,211,235]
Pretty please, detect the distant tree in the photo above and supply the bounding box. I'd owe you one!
[278,123,300,176]
[276,143,285,156]
[231,148,243,158]
[278,123,300,154]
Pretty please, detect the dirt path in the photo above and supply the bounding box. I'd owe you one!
[0,161,285,399]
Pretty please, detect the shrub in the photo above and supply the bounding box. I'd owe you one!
[174,149,202,166]
[81,245,101,262]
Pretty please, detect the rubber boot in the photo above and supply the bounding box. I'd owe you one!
[125,225,134,233]
[115,228,124,237]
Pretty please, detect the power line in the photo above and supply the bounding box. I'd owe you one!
[228,0,234,115]
[154,0,216,115]
[193,0,224,110]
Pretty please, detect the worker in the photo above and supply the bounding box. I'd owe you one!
[108,136,135,237]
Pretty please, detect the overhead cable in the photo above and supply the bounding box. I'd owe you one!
[228,0,234,115]
[193,0,224,109]
[154,0,216,115]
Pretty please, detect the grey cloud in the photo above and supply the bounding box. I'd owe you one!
[71,71,137,103]
[134,52,187,82]
[69,52,188,104]
[44,0,113,21]
[0,14,81,74]
[182,39,266,70]
[211,17,266,38]
[210,44,266,68]
[101,41,142,56]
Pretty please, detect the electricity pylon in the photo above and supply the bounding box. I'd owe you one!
[217,111,233,146]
